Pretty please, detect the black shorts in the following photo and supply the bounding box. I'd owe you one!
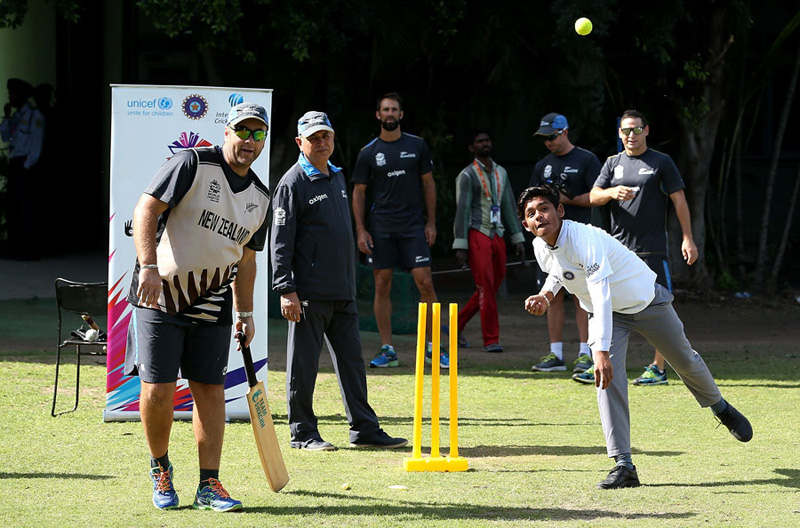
[640,255,672,292]
[367,228,431,270]
[125,307,232,384]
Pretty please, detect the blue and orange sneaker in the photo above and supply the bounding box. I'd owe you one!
[193,478,242,512]
[150,464,179,510]
[370,345,399,368]
[425,342,450,369]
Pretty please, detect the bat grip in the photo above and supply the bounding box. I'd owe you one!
[236,332,258,389]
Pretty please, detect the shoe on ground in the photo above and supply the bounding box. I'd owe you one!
[150,463,179,510]
[290,437,337,451]
[572,354,593,373]
[572,365,595,384]
[370,345,399,368]
[457,332,469,348]
[531,353,566,372]
[597,465,641,489]
[351,430,409,449]
[633,365,668,385]
[192,478,242,512]
[714,402,753,442]
[425,343,450,369]
[484,342,504,353]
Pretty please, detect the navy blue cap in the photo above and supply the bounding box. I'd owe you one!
[535,113,569,136]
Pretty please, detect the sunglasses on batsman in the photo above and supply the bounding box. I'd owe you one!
[620,126,645,136]
[230,125,268,142]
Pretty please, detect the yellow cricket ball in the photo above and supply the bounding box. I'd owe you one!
[575,17,593,36]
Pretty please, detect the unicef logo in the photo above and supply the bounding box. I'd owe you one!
[183,94,209,120]
[158,97,173,110]
[228,93,245,106]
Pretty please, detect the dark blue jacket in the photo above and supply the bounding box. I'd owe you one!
[270,154,356,300]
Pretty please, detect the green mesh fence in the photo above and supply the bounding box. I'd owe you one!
[356,263,420,334]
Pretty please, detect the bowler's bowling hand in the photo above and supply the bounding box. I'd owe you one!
[524,295,548,316]
[3,102,11,118]
[594,351,613,390]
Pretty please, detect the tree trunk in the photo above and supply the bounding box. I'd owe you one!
[671,8,733,288]
[754,41,800,291]
[767,163,800,294]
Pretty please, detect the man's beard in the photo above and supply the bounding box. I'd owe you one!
[478,146,492,158]
[381,118,400,131]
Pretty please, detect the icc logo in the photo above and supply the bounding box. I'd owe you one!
[229,93,245,106]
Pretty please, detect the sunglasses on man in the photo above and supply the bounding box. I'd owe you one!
[229,125,268,142]
[543,129,565,141]
[620,126,645,136]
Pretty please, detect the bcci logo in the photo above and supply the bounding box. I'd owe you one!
[183,94,209,120]
[563,271,575,280]
[376,152,386,167]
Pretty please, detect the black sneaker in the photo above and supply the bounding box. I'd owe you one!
[290,438,336,451]
[597,465,641,489]
[714,402,753,442]
[350,430,408,449]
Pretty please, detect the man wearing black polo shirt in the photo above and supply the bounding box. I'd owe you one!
[352,92,447,369]
[590,109,699,387]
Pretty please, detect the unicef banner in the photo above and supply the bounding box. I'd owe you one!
[106,85,272,421]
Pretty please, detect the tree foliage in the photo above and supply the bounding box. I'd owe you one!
[8,0,799,291]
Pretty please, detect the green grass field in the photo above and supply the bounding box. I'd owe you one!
[2,306,800,527]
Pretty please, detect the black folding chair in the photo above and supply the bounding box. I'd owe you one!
[52,278,108,417]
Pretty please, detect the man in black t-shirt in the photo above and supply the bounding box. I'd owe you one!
[528,113,601,377]
[590,109,699,387]
[352,92,447,370]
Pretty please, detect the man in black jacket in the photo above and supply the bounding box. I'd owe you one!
[271,110,407,452]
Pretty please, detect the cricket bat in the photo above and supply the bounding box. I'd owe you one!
[236,332,289,492]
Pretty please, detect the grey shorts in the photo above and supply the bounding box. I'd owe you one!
[366,228,431,270]
[125,307,232,384]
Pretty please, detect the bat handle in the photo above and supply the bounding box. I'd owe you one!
[236,332,258,389]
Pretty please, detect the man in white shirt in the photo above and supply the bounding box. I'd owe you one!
[517,185,752,489]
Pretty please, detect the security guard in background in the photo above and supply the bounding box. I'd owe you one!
[1,78,45,260]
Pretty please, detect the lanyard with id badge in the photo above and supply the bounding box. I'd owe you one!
[473,160,501,225]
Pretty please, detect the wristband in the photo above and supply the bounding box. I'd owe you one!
[141,264,159,269]
[236,311,253,318]
[541,293,551,307]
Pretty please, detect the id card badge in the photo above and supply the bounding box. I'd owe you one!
[490,204,501,224]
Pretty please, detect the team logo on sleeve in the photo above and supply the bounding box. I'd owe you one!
[586,263,600,276]
[376,152,386,167]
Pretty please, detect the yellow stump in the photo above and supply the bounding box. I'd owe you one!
[403,302,469,472]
